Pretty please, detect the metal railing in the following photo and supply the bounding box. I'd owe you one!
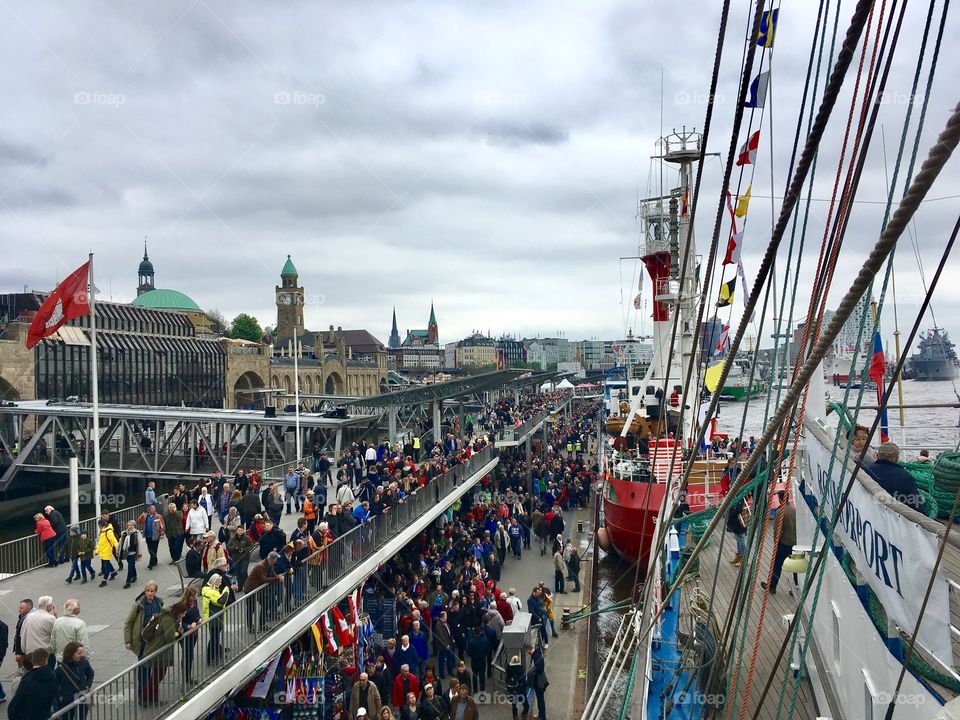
[50,444,497,719]
[0,498,163,580]
[496,410,551,444]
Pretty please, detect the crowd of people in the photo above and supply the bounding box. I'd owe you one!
[12,390,597,718]
[334,398,599,720]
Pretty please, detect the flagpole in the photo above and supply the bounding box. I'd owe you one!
[88,253,102,520]
[293,325,302,463]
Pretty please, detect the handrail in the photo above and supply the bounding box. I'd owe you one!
[0,498,161,580]
[50,444,498,719]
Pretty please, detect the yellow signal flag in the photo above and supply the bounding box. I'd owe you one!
[717,277,736,307]
[705,362,724,393]
[735,186,752,218]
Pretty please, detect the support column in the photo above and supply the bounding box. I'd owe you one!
[388,406,398,446]
[334,428,343,460]
[525,435,533,494]
[432,401,442,441]
[458,401,465,438]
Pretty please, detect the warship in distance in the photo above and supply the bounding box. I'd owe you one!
[909,327,959,381]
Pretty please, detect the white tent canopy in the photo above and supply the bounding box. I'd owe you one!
[556,378,575,389]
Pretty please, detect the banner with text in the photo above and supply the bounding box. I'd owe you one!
[803,428,952,666]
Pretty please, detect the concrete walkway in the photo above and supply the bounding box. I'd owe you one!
[482,504,595,720]
[0,489,311,717]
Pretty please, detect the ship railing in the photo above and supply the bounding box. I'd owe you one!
[0,496,164,581]
[49,445,498,720]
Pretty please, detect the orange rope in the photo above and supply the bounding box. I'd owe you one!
[730,1,887,717]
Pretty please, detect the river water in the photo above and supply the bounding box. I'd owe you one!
[591,377,960,716]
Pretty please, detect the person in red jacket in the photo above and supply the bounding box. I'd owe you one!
[34,513,58,566]
[391,664,421,708]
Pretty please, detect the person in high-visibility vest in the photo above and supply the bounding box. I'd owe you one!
[574,440,582,456]
[412,435,421,463]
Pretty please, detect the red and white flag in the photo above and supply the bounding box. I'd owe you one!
[722,230,744,266]
[715,325,731,354]
[735,130,760,166]
[348,587,361,632]
[26,260,91,349]
[332,606,353,646]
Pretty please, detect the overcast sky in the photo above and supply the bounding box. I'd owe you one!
[1,1,958,354]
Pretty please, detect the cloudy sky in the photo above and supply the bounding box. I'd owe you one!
[2,0,958,353]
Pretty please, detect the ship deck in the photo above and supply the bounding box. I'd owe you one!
[678,521,819,719]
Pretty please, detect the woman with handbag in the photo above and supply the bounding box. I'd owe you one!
[55,642,94,719]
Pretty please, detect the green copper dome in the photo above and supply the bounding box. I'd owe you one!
[281,255,298,277]
[131,288,201,312]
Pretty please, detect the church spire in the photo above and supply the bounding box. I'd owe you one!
[427,300,438,345]
[388,307,401,349]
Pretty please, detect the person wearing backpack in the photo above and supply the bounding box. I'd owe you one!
[123,581,163,704]
[95,519,118,588]
[120,521,142,589]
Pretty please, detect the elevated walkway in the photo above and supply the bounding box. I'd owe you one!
[495,397,572,448]
[48,445,500,719]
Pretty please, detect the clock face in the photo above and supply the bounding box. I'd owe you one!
[280,294,292,305]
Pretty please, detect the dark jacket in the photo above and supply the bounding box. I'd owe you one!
[0,618,8,665]
[868,459,925,514]
[185,547,203,578]
[726,499,747,534]
[8,665,57,720]
[46,510,68,537]
[418,692,449,720]
[238,492,261,519]
[55,658,94,709]
[527,647,548,690]
[258,527,287,560]
[163,511,184,539]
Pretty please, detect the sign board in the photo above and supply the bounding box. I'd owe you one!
[804,429,952,666]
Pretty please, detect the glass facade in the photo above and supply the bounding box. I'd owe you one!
[34,302,224,407]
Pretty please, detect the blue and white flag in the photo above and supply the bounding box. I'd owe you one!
[744,71,771,109]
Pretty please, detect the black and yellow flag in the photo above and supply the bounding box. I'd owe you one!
[717,277,736,307]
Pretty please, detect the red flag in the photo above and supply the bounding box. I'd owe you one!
[736,131,760,166]
[332,606,352,646]
[868,331,889,442]
[680,189,689,217]
[723,230,744,266]
[26,261,91,349]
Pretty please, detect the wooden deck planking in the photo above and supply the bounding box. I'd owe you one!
[678,524,817,720]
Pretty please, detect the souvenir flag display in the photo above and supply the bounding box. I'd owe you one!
[757,9,779,48]
[244,654,282,699]
[715,325,731,354]
[735,186,752,218]
[349,587,361,631]
[321,610,339,653]
[717,278,736,307]
[868,331,890,442]
[310,618,325,653]
[744,72,771,108]
[681,188,689,217]
[723,230,744,266]
[736,131,761,166]
[25,260,91,349]
[332,606,352,646]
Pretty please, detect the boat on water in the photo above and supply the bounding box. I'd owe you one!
[719,356,765,401]
[599,129,730,571]
[581,0,960,716]
[909,327,960,381]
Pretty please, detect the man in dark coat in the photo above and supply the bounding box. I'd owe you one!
[867,442,925,514]
[8,649,57,720]
[466,627,489,692]
[44,506,69,563]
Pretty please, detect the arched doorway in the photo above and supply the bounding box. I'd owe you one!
[233,371,265,409]
[325,372,343,394]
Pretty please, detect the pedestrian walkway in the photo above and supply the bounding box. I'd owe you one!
[480,504,595,720]
[0,488,313,718]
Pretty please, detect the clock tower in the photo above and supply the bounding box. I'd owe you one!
[275,255,304,339]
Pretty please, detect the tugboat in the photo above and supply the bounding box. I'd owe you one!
[909,327,959,380]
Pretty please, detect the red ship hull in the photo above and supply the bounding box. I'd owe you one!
[602,476,665,572]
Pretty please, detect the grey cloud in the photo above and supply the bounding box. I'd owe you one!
[475,120,569,147]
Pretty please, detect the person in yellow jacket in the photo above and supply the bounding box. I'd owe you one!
[412,435,421,462]
[543,587,559,639]
[201,574,230,664]
[96,518,119,587]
